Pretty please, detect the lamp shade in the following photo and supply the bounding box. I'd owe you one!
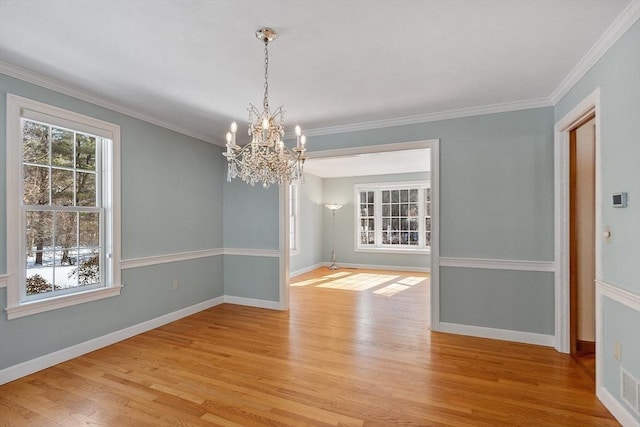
[324,204,343,210]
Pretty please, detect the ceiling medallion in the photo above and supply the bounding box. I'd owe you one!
[224,28,307,188]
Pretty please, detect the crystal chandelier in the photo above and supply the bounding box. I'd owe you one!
[224,28,307,188]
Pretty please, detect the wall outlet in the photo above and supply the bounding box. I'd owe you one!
[613,341,622,361]
[172,280,180,290]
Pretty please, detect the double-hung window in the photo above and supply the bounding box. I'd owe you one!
[6,95,121,319]
[355,181,430,252]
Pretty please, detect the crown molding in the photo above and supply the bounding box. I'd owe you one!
[549,0,640,105]
[0,61,215,144]
[4,0,638,144]
[302,97,552,138]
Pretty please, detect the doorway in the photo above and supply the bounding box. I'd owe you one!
[569,116,596,380]
[281,139,440,328]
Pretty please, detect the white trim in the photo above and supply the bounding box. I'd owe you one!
[309,140,437,159]
[355,247,430,255]
[301,99,551,137]
[0,296,225,385]
[554,88,601,354]
[278,184,290,310]
[121,248,224,269]
[439,322,555,347]
[6,286,123,320]
[223,295,281,310]
[223,248,280,257]
[597,280,640,312]
[429,140,440,331]
[549,0,640,105]
[290,263,325,278]
[0,274,8,288]
[5,93,122,320]
[322,262,430,273]
[0,61,213,144]
[439,257,555,272]
[597,386,640,427]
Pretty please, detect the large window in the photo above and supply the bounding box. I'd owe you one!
[6,95,121,319]
[355,182,430,252]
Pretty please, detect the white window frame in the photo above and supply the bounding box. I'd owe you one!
[289,184,300,255]
[5,94,122,320]
[354,181,430,254]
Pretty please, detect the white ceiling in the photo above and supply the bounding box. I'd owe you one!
[0,0,633,147]
[305,149,430,178]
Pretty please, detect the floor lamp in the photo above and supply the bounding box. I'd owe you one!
[325,204,343,270]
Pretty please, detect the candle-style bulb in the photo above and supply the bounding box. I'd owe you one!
[295,125,302,136]
[262,118,269,130]
[226,132,232,144]
[301,135,306,146]
[230,121,237,133]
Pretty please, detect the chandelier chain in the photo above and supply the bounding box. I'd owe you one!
[263,41,269,111]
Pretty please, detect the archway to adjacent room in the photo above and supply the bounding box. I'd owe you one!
[279,139,440,330]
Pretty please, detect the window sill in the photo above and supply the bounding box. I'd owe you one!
[355,247,430,255]
[5,285,123,320]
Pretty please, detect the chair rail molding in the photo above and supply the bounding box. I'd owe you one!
[439,257,555,272]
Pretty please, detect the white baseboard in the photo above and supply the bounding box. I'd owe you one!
[0,296,224,385]
[438,322,555,347]
[324,262,430,273]
[223,295,282,310]
[598,385,640,427]
[290,263,325,278]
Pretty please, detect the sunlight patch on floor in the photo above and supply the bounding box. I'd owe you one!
[290,278,326,287]
[316,273,398,291]
[398,276,427,286]
[373,283,411,297]
[324,272,351,278]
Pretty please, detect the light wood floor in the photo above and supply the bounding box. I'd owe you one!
[0,268,618,426]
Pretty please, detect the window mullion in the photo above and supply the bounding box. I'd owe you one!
[418,187,424,248]
[375,189,382,247]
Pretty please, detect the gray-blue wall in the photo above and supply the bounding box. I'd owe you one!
[222,172,280,302]
[0,74,225,370]
[555,19,640,422]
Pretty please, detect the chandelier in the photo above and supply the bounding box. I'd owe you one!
[224,28,307,188]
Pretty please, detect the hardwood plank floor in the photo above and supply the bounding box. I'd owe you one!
[0,268,618,426]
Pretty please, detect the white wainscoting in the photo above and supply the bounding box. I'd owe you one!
[596,279,640,427]
[439,257,555,272]
[0,296,225,385]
